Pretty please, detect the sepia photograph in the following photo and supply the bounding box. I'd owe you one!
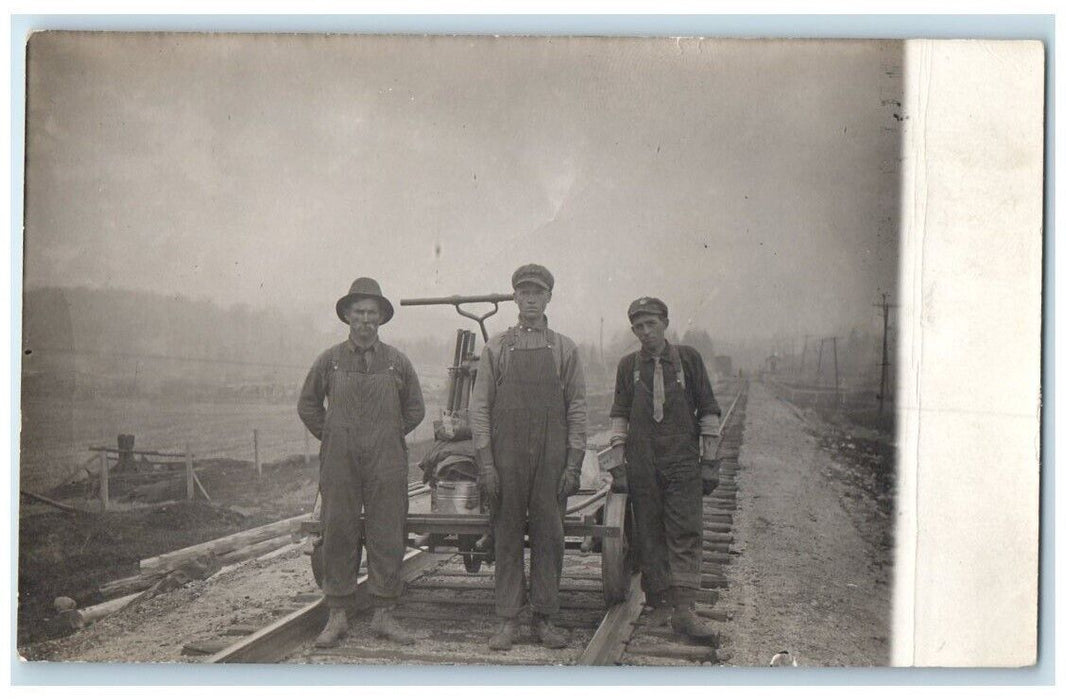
[14,30,1043,672]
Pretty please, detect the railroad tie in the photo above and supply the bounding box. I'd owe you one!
[702,553,733,565]
[625,642,720,663]
[694,589,718,605]
[695,608,732,622]
[409,578,603,593]
[182,638,233,656]
[700,574,728,589]
[637,626,732,649]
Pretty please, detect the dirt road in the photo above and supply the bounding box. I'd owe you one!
[720,382,892,666]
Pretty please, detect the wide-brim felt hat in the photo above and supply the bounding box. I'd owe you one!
[336,277,395,324]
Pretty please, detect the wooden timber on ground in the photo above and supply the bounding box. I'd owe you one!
[59,591,143,631]
[20,489,84,514]
[139,513,309,575]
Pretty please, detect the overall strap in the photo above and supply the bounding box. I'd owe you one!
[670,344,686,389]
[380,344,405,395]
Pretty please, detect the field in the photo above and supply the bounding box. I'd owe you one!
[19,391,447,494]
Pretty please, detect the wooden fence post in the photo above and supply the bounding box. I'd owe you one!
[185,444,194,501]
[99,451,109,511]
[253,429,261,479]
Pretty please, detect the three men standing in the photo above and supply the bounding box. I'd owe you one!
[609,296,721,641]
[297,274,717,652]
[469,264,588,651]
[298,278,426,648]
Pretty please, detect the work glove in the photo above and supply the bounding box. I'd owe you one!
[479,466,500,514]
[476,447,501,513]
[700,458,720,496]
[700,435,720,460]
[557,447,584,499]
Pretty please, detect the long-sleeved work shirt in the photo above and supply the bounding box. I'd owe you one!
[609,341,721,441]
[297,335,425,441]
[469,316,587,452]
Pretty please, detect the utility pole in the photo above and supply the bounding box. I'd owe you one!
[599,316,604,368]
[831,337,840,393]
[799,335,810,377]
[874,293,898,415]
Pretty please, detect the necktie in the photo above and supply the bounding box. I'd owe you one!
[653,356,665,423]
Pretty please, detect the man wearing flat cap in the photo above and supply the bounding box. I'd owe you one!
[609,296,722,641]
[469,263,588,651]
[297,277,425,648]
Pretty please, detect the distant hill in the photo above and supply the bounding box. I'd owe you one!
[21,286,340,396]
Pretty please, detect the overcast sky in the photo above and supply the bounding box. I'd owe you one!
[24,34,901,345]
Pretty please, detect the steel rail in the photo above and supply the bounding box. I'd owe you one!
[576,381,748,666]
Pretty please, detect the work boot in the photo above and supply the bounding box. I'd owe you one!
[642,590,672,627]
[531,614,568,649]
[313,608,349,648]
[670,605,720,644]
[370,606,416,645]
[488,618,517,651]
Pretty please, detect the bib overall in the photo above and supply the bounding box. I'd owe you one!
[491,328,568,619]
[319,345,409,606]
[624,347,704,600]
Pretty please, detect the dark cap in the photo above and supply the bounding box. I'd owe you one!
[335,277,395,324]
[627,296,668,322]
[512,263,554,291]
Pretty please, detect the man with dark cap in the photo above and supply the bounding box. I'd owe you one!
[608,296,722,641]
[298,277,426,648]
[469,263,587,651]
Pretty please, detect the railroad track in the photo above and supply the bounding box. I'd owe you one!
[206,381,748,665]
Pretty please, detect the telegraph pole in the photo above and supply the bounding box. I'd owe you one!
[874,293,898,414]
[599,316,604,368]
[831,337,840,393]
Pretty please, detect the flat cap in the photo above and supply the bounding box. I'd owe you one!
[512,263,554,291]
[627,296,669,322]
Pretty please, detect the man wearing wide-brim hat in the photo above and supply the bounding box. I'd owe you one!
[298,277,426,647]
[469,264,588,651]
[609,296,722,642]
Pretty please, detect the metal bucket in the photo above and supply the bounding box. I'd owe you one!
[431,479,481,515]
